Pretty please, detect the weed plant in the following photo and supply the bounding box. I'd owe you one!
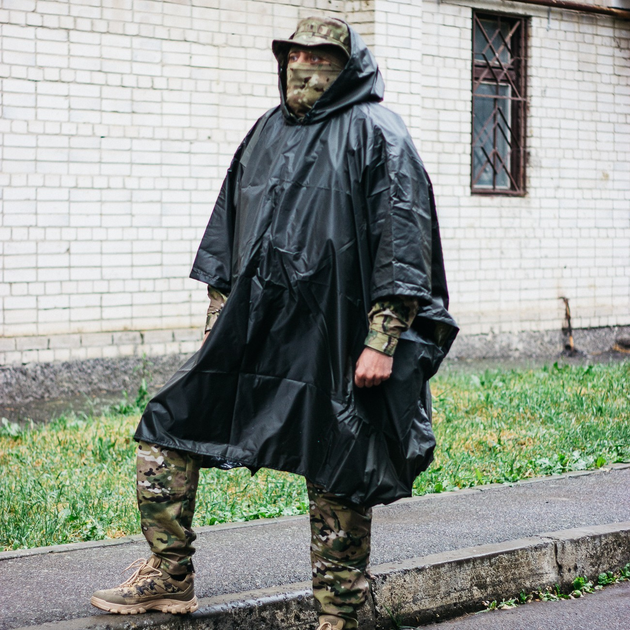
[1,361,628,551]
[483,562,630,612]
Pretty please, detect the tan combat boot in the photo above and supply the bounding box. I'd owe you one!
[317,615,345,630]
[91,555,198,615]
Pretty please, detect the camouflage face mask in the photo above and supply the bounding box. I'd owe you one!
[286,61,344,117]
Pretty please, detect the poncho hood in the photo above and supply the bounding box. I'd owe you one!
[277,23,385,124]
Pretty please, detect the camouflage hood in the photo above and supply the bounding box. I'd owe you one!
[276,21,385,124]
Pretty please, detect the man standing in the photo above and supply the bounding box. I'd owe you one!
[91,16,457,630]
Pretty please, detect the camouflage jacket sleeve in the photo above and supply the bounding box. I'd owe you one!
[365,296,420,357]
[204,286,229,333]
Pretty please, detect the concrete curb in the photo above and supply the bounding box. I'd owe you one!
[3,464,628,562]
[13,522,630,630]
[370,522,630,628]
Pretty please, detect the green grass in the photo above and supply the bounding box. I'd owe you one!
[1,361,628,551]
[412,361,630,494]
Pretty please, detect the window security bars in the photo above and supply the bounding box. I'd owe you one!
[472,12,527,194]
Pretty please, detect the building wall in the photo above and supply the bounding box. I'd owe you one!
[422,0,629,338]
[0,0,371,364]
[1,0,629,366]
[372,0,630,338]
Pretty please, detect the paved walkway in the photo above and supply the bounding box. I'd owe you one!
[1,466,628,630]
[422,580,630,630]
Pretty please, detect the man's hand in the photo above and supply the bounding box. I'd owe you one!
[202,331,210,345]
[354,347,393,388]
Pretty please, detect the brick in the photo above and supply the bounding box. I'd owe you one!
[4,309,37,325]
[4,0,36,10]
[0,351,24,365]
[142,329,174,344]
[0,338,17,352]
[15,335,48,350]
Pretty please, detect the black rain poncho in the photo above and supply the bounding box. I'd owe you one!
[135,26,458,507]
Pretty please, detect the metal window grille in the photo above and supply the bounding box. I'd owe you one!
[472,12,527,195]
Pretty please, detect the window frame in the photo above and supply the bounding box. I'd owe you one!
[471,11,528,196]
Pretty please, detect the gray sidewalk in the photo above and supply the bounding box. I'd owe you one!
[1,465,629,630]
[423,580,630,630]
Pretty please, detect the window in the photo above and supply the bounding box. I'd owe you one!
[472,12,527,194]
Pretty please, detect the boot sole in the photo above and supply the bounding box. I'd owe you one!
[90,594,199,615]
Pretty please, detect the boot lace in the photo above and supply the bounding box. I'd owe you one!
[119,558,161,587]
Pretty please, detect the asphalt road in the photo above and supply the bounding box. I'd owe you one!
[421,580,630,629]
[1,466,628,629]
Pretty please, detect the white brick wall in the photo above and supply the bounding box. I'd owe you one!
[1,0,629,365]
[0,0,360,364]
[415,0,630,336]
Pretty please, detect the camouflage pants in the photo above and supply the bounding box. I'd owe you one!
[137,441,372,628]
[136,441,202,576]
[308,483,372,628]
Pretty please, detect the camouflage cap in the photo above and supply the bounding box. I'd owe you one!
[272,16,351,64]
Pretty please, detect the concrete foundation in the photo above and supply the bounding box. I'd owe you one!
[1,325,628,421]
[447,325,630,361]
